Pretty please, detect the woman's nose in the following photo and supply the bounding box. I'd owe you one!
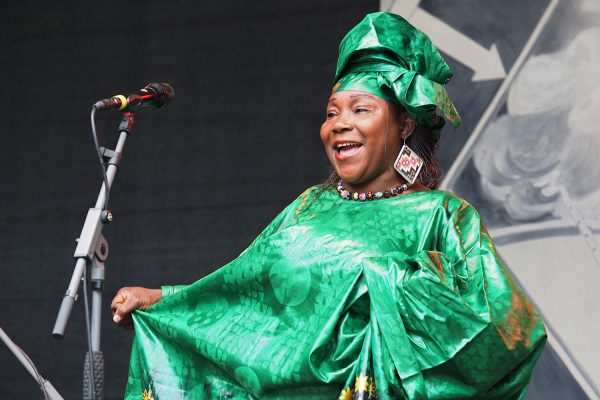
[332,116,352,133]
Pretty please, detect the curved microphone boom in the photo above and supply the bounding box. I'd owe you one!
[93,82,174,112]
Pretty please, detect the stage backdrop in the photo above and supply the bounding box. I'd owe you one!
[0,0,596,399]
[384,0,600,397]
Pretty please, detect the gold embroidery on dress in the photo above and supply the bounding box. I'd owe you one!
[339,374,378,400]
[142,388,154,400]
[339,386,353,400]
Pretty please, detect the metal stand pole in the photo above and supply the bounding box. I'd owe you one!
[52,112,135,400]
[0,327,64,400]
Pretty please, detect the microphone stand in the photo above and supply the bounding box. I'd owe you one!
[52,112,135,400]
[0,327,63,399]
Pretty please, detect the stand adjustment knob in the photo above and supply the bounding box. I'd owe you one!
[101,210,113,224]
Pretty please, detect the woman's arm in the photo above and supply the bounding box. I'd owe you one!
[110,188,317,330]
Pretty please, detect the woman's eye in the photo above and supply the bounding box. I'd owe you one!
[326,111,337,119]
[354,107,369,113]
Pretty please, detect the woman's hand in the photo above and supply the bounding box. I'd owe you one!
[110,287,162,330]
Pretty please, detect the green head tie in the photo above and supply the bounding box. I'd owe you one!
[334,12,461,139]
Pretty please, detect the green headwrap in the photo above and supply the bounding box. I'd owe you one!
[334,12,461,139]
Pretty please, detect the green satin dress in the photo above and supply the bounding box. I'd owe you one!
[126,185,546,400]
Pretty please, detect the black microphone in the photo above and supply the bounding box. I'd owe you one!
[93,82,174,112]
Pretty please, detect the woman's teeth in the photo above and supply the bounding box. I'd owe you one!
[335,142,360,149]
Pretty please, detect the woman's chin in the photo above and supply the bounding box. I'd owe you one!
[337,170,400,192]
[332,163,364,182]
[337,174,369,189]
[335,171,361,185]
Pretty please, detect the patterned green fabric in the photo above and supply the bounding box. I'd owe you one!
[333,12,461,139]
[126,186,546,400]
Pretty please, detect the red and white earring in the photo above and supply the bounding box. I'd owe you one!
[393,141,423,185]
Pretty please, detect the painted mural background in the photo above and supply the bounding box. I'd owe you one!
[382,0,600,398]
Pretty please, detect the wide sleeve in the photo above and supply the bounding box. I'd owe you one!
[161,186,318,298]
[437,199,547,399]
[442,201,545,341]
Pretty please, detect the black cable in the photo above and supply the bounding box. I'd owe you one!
[82,266,96,400]
[90,108,110,210]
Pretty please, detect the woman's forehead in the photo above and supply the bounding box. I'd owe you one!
[328,90,385,104]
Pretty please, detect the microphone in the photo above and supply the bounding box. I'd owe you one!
[93,82,174,112]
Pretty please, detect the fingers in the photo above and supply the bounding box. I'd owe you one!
[111,287,162,329]
[110,288,129,314]
[115,314,134,329]
[113,292,139,324]
[111,287,135,329]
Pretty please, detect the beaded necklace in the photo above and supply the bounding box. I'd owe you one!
[337,179,409,201]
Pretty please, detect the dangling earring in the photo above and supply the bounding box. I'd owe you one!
[393,139,423,185]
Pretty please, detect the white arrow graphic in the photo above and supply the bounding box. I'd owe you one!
[383,0,506,81]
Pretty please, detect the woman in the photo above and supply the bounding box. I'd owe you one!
[112,12,546,400]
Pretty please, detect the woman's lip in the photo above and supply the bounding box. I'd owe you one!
[334,144,363,160]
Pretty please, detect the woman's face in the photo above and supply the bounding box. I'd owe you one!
[320,90,403,191]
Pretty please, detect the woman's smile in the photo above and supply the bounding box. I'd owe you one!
[333,140,364,160]
[320,90,404,192]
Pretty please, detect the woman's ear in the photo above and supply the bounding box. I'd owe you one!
[399,113,416,140]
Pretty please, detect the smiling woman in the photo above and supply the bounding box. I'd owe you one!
[112,12,546,400]
[321,91,406,192]
[320,91,442,196]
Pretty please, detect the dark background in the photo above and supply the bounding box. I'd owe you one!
[0,1,587,399]
[0,2,374,398]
